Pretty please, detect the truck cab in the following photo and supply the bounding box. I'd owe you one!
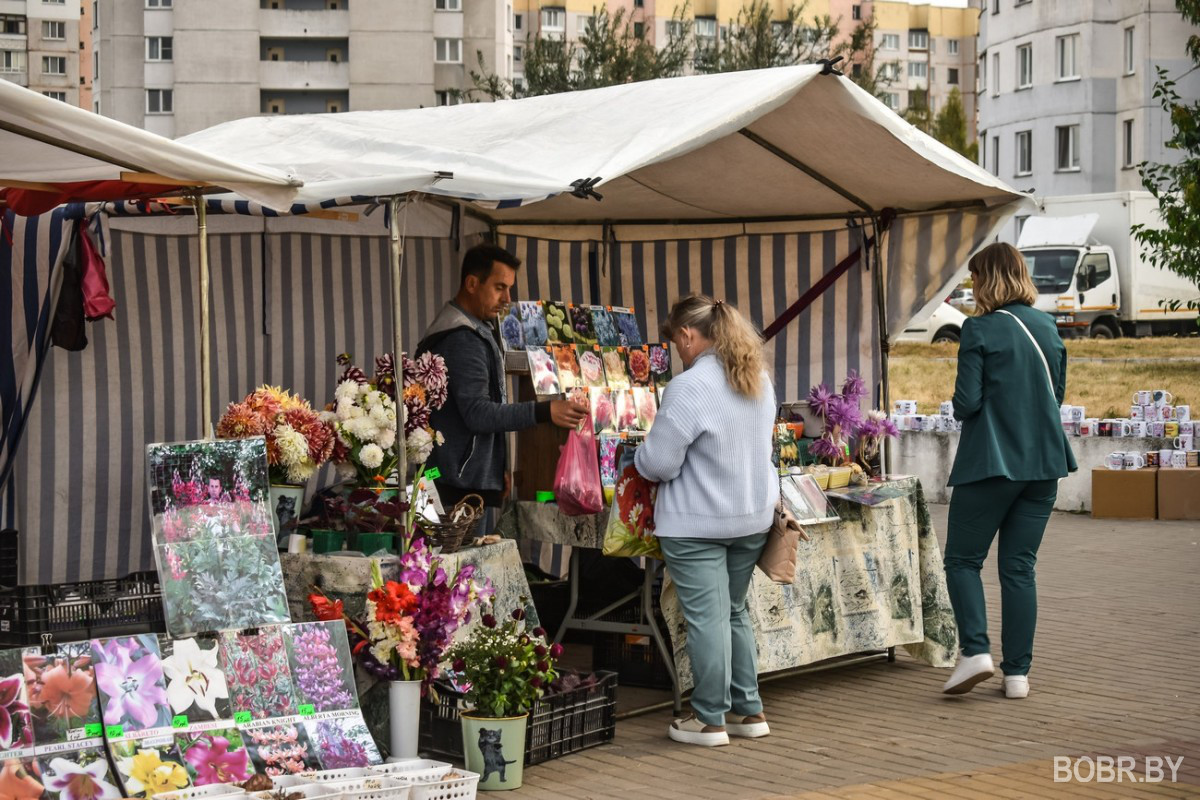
[1019,215,1121,338]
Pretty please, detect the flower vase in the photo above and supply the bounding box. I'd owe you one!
[461,712,527,791]
[269,484,306,548]
[387,679,422,762]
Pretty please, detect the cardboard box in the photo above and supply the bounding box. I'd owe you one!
[1157,468,1200,520]
[1091,468,1158,520]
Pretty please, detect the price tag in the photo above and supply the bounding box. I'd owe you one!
[536,491,555,503]
[298,704,315,717]
[425,467,441,481]
[233,711,252,724]
[105,725,124,739]
[172,715,188,729]
[84,723,102,737]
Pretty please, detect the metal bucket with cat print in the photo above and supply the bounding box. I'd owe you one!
[461,712,528,791]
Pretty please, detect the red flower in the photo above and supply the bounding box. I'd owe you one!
[494,656,509,670]
[530,676,543,688]
[452,659,466,672]
[534,645,547,658]
[308,593,344,622]
[549,643,564,659]
[482,615,497,629]
[511,608,525,621]
[532,627,547,638]
[536,661,549,672]
[368,580,419,622]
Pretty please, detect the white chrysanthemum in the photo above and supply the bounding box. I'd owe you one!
[274,423,309,467]
[287,461,316,484]
[319,410,337,424]
[359,382,372,397]
[336,462,357,482]
[369,403,391,427]
[377,428,396,450]
[335,398,356,420]
[435,431,445,446]
[360,443,385,469]
[406,428,434,464]
[363,390,383,409]
[335,379,360,402]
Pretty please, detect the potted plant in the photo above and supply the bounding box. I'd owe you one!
[806,372,899,486]
[321,488,408,554]
[446,604,562,791]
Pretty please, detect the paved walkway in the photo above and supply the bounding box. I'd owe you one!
[512,507,1200,799]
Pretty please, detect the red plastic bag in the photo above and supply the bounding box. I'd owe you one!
[554,427,604,516]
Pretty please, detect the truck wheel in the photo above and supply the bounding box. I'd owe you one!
[932,327,960,344]
[1090,322,1115,339]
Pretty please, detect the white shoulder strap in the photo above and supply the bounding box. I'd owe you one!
[996,309,1055,395]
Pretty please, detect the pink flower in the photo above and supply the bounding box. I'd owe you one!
[0,673,30,749]
[184,736,252,785]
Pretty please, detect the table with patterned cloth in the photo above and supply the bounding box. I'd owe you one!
[279,539,537,757]
[506,478,959,692]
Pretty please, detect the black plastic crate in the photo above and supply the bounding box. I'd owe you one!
[419,670,618,765]
[589,593,674,691]
[0,571,165,646]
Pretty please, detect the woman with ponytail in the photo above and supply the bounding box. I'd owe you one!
[634,294,778,747]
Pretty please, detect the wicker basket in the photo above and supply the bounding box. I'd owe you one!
[415,494,483,554]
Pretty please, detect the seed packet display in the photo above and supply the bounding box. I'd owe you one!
[598,434,620,504]
[627,346,653,388]
[0,758,42,800]
[526,347,561,397]
[242,721,320,776]
[614,389,638,432]
[590,388,617,435]
[517,301,548,346]
[568,304,597,346]
[38,749,120,800]
[0,649,34,757]
[160,636,229,724]
[146,438,290,638]
[601,347,631,390]
[498,304,524,350]
[612,307,642,347]
[566,388,592,432]
[303,716,380,770]
[544,301,573,343]
[219,628,297,722]
[649,343,673,388]
[550,344,581,390]
[632,387,658,431]
[577,346,606,389]
[174,728,253,786]
[591,306,620,346]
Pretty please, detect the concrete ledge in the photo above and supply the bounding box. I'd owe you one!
[892,431,1175,512]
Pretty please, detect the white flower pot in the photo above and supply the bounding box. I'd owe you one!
[387,679,422,762]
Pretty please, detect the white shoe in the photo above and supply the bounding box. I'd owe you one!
[724,714,770,738]
[1004,675,1029,699]
[942,653,995,695]
[667,715,730,747]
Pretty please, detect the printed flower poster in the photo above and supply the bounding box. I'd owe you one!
[282,623,355,714]
[38,749,121,800]
[0,649,33,756]
[577,346,606,389]
[174,730,252,787]
[0,758,43,800]
[627,347,653,388]
[601,348,631,390]
[498,304,524,351]
[517,301,548,346]
[147,438,290,637]
[92,636,172,735]
[544,302,573,343]
[649,343,673,389]
[551,345,580,391]
[590,388,616,436]
[159,637,229,723]
[632,387,658,431]
[612,307,642,347]
[568,304,597,345]
[614,390,638,433]
[242,723,319,777]
[591,306,620,347]
[526,347,561,397]
[304,717,379,770]
[598,434,621,505]
[219,628,297,722]
[109,739,190,799]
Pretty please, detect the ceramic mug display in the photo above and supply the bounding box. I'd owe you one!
[1189,451,1200,468]
[1133,390,1153,406]
[1145,451,1160,467]
[1177,405,1192,422]
[1079,418,1099,437]
[1166,421,1180,439]
[1154,389,1174,407]
[1114,419,1133,437]
[939,401,955,417]
[1149,422,1166,438]
[1104,452,1126,470]
[1181,421,1195,436]
[1174,435,1194,451]
[1160,448,1175,468]
[1099,420,1114,437]
[894,400,918,415]
[1130,405,1145,421]
[1129,420,1147,438]
[1171,450,1189,469]
[1122,452,1146,470]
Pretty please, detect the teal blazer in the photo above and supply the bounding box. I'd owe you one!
[948,303,1078,486]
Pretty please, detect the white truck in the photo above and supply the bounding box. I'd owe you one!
[1015,191,1198,338]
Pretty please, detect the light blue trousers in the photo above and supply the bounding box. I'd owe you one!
[659,532,768,727]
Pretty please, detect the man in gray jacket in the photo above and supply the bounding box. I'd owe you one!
[418,243,587,517]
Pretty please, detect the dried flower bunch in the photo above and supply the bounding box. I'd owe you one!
[217,386,334,486]
[807,371,898,472]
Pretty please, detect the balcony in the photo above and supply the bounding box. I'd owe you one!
[259,58,349,90]
[259,8,349,39]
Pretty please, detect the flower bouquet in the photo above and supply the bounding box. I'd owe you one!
[807,371,898,480]
[216,387,334,486]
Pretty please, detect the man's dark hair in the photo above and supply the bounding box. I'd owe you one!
[461,243,521,287]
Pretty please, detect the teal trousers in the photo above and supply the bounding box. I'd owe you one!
[944,477,1057,676]
[659,532,768,727]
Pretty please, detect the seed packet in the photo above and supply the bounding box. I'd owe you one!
[591,306,620,346]
[551,344,580,391]
[283,621,357,713]
[242,721,320,776]
[526,347,561,397]
[109,737,192,798]
[577,346,606,389]
[566,388,592,432]
[627,346,653,387]
[612,307,642,347]
[23,642,102,749]
[567,304,597,346]
[590,388,617,435]
[545,302,573,343]
[598,434,621,489]
[38,749,121,800]
[92,635,174,734]
[601,347,631,390]
[219,628,298,722]
[159,636,230,723]
[614,389,638,432]
[518,301,548,347]
[649,343,672,388]
[304,716,381,770]
[632,387,658,431]
[173,728,254,786]
[498,304,524,350]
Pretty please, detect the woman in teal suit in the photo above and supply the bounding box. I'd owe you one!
[941,243,1077,699]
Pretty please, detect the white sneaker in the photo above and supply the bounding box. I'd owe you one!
[667,715,730,747]
[724,714,770,738]
[942,653,996,695]
[1004,675,1029,699]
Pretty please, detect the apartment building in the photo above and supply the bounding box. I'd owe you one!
[0,0,82,105]
[90,0,514,136]
[977,0,1200,209]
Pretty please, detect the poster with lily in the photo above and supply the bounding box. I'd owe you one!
[0,649,34,757]
[146,438,291,637]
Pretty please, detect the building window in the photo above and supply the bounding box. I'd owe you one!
[991,52,999,95]
[978,52,986,93]
[1056,34,1079,80]
[42,55,66,75]
[42,90,67,101]
[908,61,926,78]
[948,39,959,55]
[633,21,643,38]
[267,99,284,113]
[507,3,512,30]
[1123,118,1134,168]
[326,48,341,62]
[93,50,98,78]
[434,0,460,10]
[1015,215,1029,238]
[93,98,100,113]
[514,13,522,30]
[92,1,97,28]
[991,134,998,174]
[1015,130,1032,175]
[326,99,341,112]
[146,0,172,7]
[948,67,959,85]
[42,0,65,4]
[1017,43,1032,89]
[634,0,643,7]
[695,17,717,39]
[146,88,173,113]
[1,15,26,35]
[979,131,986,168]
[514,45,522,61]
[992,0,998,13]
[435,90,462,106]
[881,33,899,50]
[540,8,564,30]
[852,4,861,20]
[883,92,899,110]
[852,62,862,77]
[43,21,66,40]
[434,37,461,62]
[146,36,173,61]
[0,50,26,73]
[908,29,928,50]
[1123,26,1134,74]
[1056,124,1080,170]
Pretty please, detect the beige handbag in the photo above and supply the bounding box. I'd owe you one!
[757,439,809,584]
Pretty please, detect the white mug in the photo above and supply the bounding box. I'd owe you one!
[1180,422,1195,436]
[1129,420,1147,438]
[1174,435,1194,451]
[1143,405,1160,422]
[1112,419,1133,437]
[1160,448,1175,468]
[1123,452,1146,469]
[1062,422,1080,437]
[1150,422,1166,438]
[939,401,955,417]
[1171,450,1189,469]
[1130,405,1145,420]
[1177,405,1191,422]
[1079,418,1099,437]
[1163,406,1177,420]
[921,415,938,432]
[938,416,957,433]
[1154,389,1174,407]
[894,400,918,415]
[1133,390,1153,406]
[1104,452,1126,470]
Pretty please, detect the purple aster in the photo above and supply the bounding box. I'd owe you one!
[842,370,867,400]
[808,437,842,462]
[807,383,836,419]
[826,396,863,432]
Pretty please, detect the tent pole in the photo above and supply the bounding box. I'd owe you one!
[388,195,408,542]
[192,193,213,439]
[872,213,891,474]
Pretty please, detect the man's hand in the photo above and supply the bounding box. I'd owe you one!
[550,398,589,429]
